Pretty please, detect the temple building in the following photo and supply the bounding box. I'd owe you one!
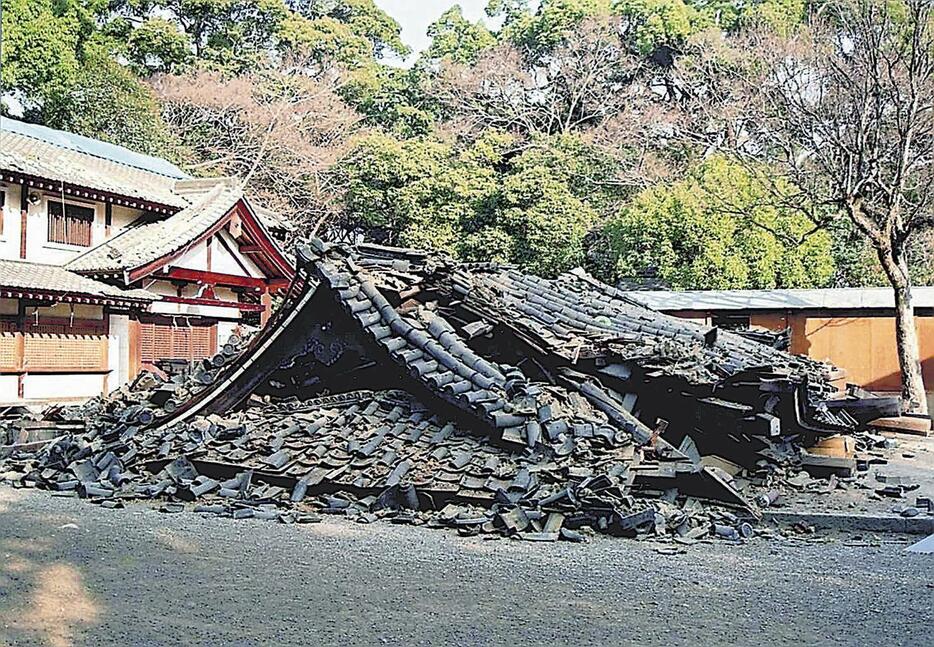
[0,117,293,405]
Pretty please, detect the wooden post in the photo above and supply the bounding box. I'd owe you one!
[19,181,28,259]
[105,202,112,238]
[15,299,24,398]
[128,318,141,381]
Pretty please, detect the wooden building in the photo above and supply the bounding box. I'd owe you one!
[0,117,293,404]
[629,287,934,410]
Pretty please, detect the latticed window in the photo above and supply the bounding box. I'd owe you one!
[48,200,94,246]
[140,321,216,363]
[22,320,108,370]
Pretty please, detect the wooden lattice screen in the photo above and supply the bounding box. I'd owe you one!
[140,321,216,363]
[0,321,17,369]
[22,320,107,371]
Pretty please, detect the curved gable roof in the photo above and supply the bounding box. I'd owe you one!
[66,183,293,283]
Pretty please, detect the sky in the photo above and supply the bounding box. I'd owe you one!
[373,1,499,65]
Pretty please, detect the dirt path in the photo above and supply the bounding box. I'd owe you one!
[1,488,931,647]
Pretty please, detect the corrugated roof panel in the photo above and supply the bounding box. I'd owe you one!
[0,117,187,179]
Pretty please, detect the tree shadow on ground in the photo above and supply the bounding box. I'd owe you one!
[0,488,101,647]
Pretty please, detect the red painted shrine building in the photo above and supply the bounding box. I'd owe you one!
[0,117,294,404]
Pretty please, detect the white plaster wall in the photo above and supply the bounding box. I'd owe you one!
[110,205,145,234]
[24,303,103,320]
[149,300,241,320]
[23,192,102,264]
[0,375,19,404]
[217,320,239,346]
[174,239,209,272]
[170,231,265,278]
[0,186,147,263]
[0,183,23,261]
[143,279,243,321]
[22,373,104,400]
[211,231,265,277]
[109,313,129,392]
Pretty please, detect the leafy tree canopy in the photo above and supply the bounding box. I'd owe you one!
[423,6,497,65]
[339,130,599,276]
[604,156,836,289]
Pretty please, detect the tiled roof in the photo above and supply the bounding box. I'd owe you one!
[307,240,653,450]
[0,117,186,208]
[626,287,934,311]
[1,117,291,244]
[66,182,243,276]
[0,259,156,304]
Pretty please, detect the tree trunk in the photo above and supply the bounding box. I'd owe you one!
[880,247,929,414]
[892,283,928,414]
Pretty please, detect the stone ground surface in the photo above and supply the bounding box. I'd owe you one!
[1,487,932,647]
[774,435,934,516]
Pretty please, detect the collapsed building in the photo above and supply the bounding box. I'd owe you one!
[0,240,903,541]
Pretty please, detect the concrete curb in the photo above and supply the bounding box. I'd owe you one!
[762,510,934,535]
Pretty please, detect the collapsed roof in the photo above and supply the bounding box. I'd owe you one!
[0,240,901,540]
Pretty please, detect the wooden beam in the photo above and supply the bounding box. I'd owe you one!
[160,295,265,312]
[105,202,112,238]
[162,267,268,290]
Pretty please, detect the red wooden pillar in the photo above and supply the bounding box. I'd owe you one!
[260,288,272,327]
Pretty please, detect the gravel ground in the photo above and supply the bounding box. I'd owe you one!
[781,436,934,516]
[1,487,932,647]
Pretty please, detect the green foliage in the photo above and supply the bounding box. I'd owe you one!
[340,130,599,276]
[738,0,808,33]
[285,0,409,59]
[493,165,597,275]
[40,44,176,156]
[0,0,100,106]
[279,14,373,66]
[510,134,627,211]
[423,6,497,65]
[339,66,434,137]
[605,157,836,289]
[1,0,174,156]
[613,0,706,53]
[491,0,613,55]
[127,17,194,74]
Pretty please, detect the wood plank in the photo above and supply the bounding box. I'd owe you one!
[869,416,933,436]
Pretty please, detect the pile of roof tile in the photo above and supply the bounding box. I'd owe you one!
[0,239,903,543]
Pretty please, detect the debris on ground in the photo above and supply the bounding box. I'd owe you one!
[1,239,928,544]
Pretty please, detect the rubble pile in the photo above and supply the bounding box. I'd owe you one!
[1,389,746,542]
[76,331,253,423]
[0,239,909,543]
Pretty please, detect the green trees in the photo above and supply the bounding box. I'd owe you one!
[605,157,835,289]
[4,0,919,293]
[1,0,172,153]
[339,132,598,277]
[423,6,496,65]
